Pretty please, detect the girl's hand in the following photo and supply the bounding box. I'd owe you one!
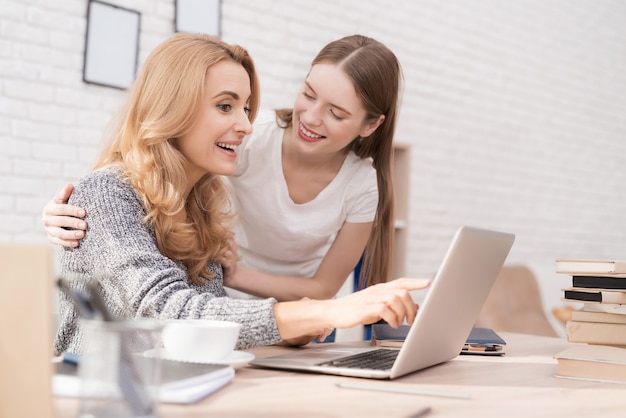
[328,278,430,329]
[219,236,240,283]
[41,184,87,247]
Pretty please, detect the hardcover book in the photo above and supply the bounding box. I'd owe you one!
[572,276,626,290]
[562,288,626,304]
[565,320,626,347]
[582,302,626,315]
[556,259,626,276]
[555,345,626,384]
[571,309,626,324]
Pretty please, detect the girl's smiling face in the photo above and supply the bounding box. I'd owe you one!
[291,63,383,157]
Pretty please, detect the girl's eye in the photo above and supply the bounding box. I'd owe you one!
[302,91,314,100]
[330,109,343,120]
[218,104,232,112]
[244,107,251,115]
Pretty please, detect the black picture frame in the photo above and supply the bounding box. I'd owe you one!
[175,0,221,37]
[83,0,141,90]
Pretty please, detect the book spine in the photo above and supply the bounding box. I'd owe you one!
[571,310,626,324]
[564,289,626,304]
[572,276,626,289]
[563,290,601,303]
[616,261,626,273]
[566,320,626,345]
[583,302,626,314]
[556,260,626,275]
[600,290,626,304]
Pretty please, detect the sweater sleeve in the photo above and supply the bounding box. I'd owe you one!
[54,168,281,355]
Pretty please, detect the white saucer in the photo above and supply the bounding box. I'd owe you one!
[144,348,254,368]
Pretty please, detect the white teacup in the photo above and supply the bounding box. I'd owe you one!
[161,319,240,363]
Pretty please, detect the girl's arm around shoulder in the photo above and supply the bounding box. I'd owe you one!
[225,221,373,301]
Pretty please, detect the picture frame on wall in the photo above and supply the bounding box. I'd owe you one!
[175,0,221,37]
[83,0,141,90]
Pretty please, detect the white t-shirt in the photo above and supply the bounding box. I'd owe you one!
[225,110,378,279]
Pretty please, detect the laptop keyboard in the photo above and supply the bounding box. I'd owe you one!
[317,348,399,370]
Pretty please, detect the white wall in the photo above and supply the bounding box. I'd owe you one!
[2,0,626,335]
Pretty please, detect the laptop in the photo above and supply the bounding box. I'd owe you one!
[250,226,515,379]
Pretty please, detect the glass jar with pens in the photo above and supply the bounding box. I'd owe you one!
[58,276,163,418]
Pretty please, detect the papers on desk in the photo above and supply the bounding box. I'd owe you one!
[52,357,235,404]
[453,355,557,364]
[371,324,506,356]
[462,327,507,356]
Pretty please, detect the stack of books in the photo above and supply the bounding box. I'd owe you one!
[554,258,626,383]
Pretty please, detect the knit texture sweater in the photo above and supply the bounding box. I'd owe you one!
[54,167,281,355]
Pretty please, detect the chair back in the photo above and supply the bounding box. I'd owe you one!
[475,265,557,337]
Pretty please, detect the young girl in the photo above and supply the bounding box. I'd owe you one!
[53,32,427,356]
[43,35,402,302]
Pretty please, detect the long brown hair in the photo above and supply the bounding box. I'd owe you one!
[276,34,402,288]
[95,33,260,285]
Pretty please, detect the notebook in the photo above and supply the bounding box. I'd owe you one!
[53,357,235,404]
[371,324,507,356]
[250,226,515,379]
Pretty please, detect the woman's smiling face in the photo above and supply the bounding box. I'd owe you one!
[177,60,253,184]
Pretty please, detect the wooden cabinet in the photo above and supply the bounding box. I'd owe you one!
[334,144,410,341]
[392,143,410,280]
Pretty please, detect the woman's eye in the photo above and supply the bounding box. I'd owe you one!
[218,104,232,112]
[302,91,314,100]
[244,107,251,115]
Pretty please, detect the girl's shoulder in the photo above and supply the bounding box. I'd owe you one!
[344,152,375,175]
[337,152,377,193]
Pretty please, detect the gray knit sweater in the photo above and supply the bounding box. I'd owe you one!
[54,167,281,355]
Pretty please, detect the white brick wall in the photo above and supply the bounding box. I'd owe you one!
[2,0,625,334]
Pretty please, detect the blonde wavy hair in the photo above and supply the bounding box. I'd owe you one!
[94,33,260,285]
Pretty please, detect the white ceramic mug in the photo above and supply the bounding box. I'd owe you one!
[162,319,240,363]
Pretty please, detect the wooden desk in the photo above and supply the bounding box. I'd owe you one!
[55,333,626,417]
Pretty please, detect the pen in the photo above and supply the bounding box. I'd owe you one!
[86,277,155,418]
[85,277,116,322]
[57,276,155,417]
[57,277,97,320]
[337,382,471,400]
[406,406,432,418]
[463,344,501,352]
[62,352,80,365]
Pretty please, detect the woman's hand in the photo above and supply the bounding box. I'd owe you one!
[277,327,334,347]
[41,184,87,247]
[278,296,334,346]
